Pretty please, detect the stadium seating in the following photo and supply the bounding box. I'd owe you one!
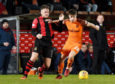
[18,30,115,53]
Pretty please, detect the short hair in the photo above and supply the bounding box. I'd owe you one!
[97,14,104,18]
[68,9,77,15]
[1,19,9,24]
[40,4,50,11]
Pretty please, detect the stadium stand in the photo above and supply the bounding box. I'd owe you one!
[18,31,115,53]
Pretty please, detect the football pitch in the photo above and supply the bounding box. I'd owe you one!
[0,75,115,84]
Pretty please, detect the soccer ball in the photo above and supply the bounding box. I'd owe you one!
[78,70,88,79]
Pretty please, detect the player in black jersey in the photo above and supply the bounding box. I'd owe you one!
[20,4,63,80]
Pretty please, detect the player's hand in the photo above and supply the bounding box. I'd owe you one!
[85,20,88,25]
[45,19,52,23]
[36,34,42,39]
[95,25,100,30]
[59,13,64,21]
[3,42,9,47]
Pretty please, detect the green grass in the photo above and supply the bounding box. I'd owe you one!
[0,75,115,84]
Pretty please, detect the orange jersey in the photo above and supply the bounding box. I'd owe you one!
[65,20,83,44]
[61,19,86,56]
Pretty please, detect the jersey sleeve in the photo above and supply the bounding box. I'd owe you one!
[32,18,38,29]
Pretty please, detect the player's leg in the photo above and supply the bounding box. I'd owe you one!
[43,46,53,69]
[56,53,67,79]
[64,46,80,77]
[20,52,39,79]
[38,46,52,79]
[38,57,52,79]
[44,58,52,70]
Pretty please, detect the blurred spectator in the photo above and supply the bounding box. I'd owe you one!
[16,0,38,7]
[80,0,98,12]
[101,61,112,74]
[87,43,94,66]
[88,43,112,74]
[54,53,61,72]
[0,1,8,16]
[96,0,112,12]
[16,0,39,13]
[37,0,54,12]
[107,0,113,12]
[6,0,15,15]
[37,0,53,6]
[0,0,15,15]
[0,19,16,74]
[107,43,115,73]
[48,47,58,73]
[77,43,91,72]
[22,0,38,10]
[90,14,108,74]
[53,1,66,12]
[61,0,80,10]
[88,43,94,59]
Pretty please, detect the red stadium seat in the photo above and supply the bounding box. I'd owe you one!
[19,31,115,53]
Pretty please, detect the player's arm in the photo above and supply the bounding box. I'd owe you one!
[49,13,65,23]
[31,20,38,37]
[85,21,100,31]
[51,14,67,31]
[31,18,42,39]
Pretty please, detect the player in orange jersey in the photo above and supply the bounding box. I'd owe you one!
[56,9,100,79]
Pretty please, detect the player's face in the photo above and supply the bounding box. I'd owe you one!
[2,22,9,29]
[81,45,87,53]
[88,46,93,53]
[68,15,77,22]
[41,8,50,18]
[97,15,104,24]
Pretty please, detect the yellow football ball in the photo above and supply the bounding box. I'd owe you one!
[78,70,88,79]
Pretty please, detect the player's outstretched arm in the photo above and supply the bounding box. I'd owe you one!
[49,13,65,23]
[86,21,100,31]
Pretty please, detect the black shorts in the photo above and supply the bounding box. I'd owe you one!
[33,39,53,58]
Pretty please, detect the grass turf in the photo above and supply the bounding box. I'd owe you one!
[0,75,114,84]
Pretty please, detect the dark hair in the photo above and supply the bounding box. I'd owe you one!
[68,9,77,15]
[40,4,50,11]
[1,19,9,24]
[97,14,104,17]
[82,43,86,45]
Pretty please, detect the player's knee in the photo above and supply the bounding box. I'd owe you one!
[30,52,39,62]
[45,64,50,69]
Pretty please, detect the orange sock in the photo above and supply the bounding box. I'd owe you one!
[67,58,74,69]
[58,62,64,75]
